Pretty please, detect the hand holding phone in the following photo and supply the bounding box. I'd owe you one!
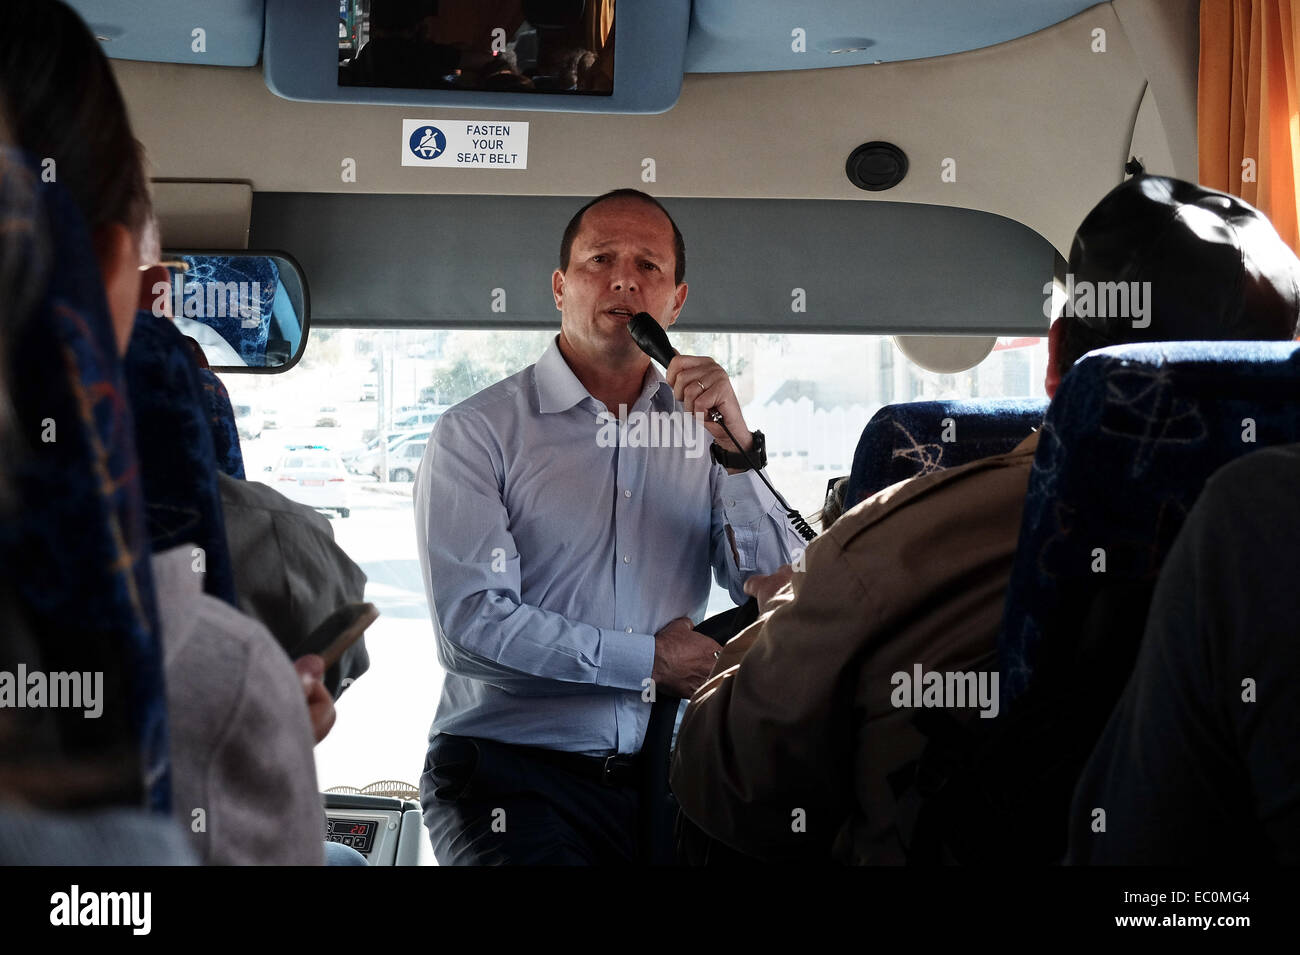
[301,602,380,670]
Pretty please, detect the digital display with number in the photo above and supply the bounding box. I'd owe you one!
[326,818,377,852]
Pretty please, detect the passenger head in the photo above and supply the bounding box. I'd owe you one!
[560,188,686,285]
[0,0,151,356]
[554,189,688,367]
[1045,175,1300,396]
[820,477,848,530]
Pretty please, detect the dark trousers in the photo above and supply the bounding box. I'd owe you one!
[420,734,672,865]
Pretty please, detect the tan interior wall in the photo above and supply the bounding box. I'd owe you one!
[118,1,1198,256]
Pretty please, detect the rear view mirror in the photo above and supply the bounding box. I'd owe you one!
[156,251,310,372]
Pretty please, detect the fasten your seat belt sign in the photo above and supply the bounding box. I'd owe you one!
[401,119,529,169]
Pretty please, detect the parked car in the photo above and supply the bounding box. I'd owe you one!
[262,406,279,430]
[360,381,376,401]
[392,406,447,430]
[353,429,432,476]
[264,447,350,518]
[385,438,427,483]
[234,403,262,440]
[316,405,341,427]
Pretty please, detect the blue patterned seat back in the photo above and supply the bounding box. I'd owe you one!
[1000,341,1300,703]
[179,255,279,365]
[198,368,245,479]
[0,153,169,810]
[123,311,238,607]
[845,399,1047,508]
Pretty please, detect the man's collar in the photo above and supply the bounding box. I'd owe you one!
[536,335,675,415]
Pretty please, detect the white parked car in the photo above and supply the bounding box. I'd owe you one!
[347,428,432,474]
[265,447,350,518]
[392,407,447,430]
[384,437,427,483]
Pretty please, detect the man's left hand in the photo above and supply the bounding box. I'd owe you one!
[666,354,752,455]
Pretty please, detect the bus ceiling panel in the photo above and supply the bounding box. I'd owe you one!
[249,193,1054,336]
[70,0,264,67]
[117,2,1180,255]
[153,182,254,250]
[685,0,1101,73]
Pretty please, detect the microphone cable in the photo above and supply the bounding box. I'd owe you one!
[707,410,818,544]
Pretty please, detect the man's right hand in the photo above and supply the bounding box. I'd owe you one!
[652,616,720,698]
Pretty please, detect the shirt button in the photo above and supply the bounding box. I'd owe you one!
[623,555,631,564]
[623,489,632,498]
[625,627,633,633]
[728,499,736,507]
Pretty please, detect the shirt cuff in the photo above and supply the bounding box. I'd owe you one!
[719,469,779,526]
[595,628,656,692]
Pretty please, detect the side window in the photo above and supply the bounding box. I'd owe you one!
[220,328,1046,793]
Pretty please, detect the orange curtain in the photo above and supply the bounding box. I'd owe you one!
[584,0,616,54]
[1199,0,1300,253]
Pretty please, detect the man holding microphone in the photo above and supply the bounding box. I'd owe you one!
[414,188,803,864]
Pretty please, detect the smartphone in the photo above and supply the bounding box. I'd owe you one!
[300,602,379,670]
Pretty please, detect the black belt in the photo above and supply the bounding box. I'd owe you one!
[505,741,642,788]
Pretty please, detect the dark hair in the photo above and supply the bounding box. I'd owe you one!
[1052,175,1300,378]
[560,188,686,285]
[0,0,149,242]
[820,477,848,530]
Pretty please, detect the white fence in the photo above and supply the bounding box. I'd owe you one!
[746,397,879,473]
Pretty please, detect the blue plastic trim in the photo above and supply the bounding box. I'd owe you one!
[685,0,1098,73]
[68,0,264,68]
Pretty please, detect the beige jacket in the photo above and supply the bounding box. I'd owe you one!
[153,545,324,865]
[671,433,1039,864]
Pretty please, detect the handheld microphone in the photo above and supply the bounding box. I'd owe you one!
[626,312,817,543]
[629,312,723,424]
[627,312,675,369]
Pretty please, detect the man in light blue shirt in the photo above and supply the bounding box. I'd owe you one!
[414,189,804,864]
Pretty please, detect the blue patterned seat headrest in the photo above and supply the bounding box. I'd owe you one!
[845,398,1047,508]
[0,150,170,811]
[177,255,280,365]
[999,340,1300,703]
[198,369,246,479]
[123,310,238,607]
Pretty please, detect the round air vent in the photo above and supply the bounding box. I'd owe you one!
[846,142,908,191]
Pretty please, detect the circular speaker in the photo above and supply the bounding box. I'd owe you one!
[892,335,997,374]
[845,142,908,191]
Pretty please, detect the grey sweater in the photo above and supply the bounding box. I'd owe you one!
[153,545,324,865]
